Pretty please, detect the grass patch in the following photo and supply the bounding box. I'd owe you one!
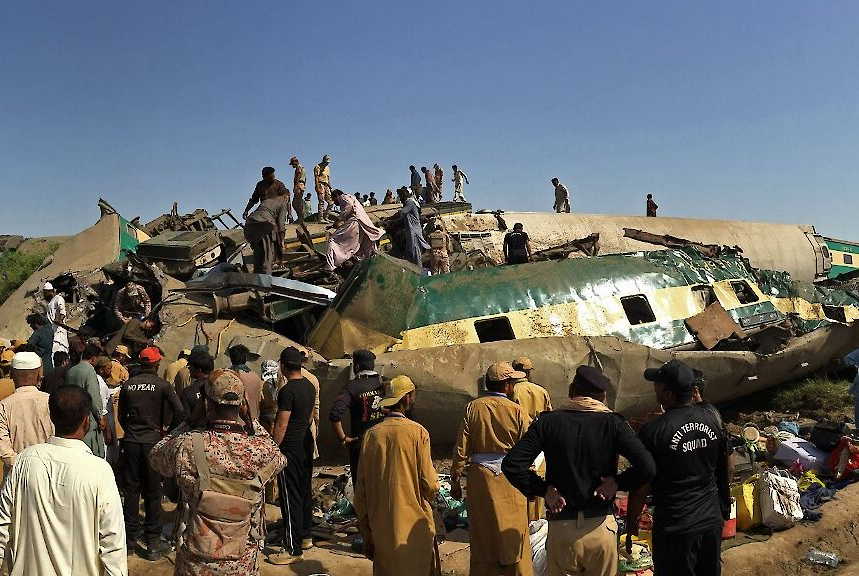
[770,377,853,421]
[0,245,57,305]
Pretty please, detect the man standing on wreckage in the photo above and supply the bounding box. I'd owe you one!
[243,166,290,275]
[324,189,383,272]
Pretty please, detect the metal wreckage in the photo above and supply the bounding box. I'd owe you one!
[1,198,858,452]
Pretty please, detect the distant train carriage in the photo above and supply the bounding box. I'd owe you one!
[825,237,859,278]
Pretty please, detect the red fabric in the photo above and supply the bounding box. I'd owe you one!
[139,346,163,364]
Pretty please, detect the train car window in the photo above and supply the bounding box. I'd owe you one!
[823,305,847,323]
[730,281,759,304]
[845,254,854,265]
[621,295,656,325]
[474,317,515,343]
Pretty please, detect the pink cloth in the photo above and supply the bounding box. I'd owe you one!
[325,194,384,270]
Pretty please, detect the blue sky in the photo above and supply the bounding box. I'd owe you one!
[1,1,857,239]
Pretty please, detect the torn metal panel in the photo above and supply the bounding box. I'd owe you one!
[623,228,724,258]
[177,264,336,306]
[531,233,600,261]
[685,302,747,349]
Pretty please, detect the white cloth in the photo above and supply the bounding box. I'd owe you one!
[471,452,506,476]
[0,437,127,576]
[47,294,69,354]
[97,376,111,417]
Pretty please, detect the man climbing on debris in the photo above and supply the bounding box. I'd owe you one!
[113,281,151,324]
[421,166,440,203]
[397,186,429,268]
[324,189,384,273]
[626,360,730,576]
[269,347,317,566]
[452,164,469,202]
[451,362,533,576]
[43,282,69,356]
[328,349,385,488]
[409,165,423,203]
[503,365,655,576]
[25,313,54,372]
[369,191,378,206]
[504,223,532,265]
[354,375,440,576]
[551,177,571,213]
[314,154,334,219]
[243,166,289,275]
[290,156,307,223]
[433,163,444,200]
[428,222,453,275]
[107,316,157,359]
[118,346,184,561]
[646,193,659,217]
[149,370,284,576]
[243,165,289,220]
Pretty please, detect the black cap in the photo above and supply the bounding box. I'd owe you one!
[572,365,611,394]
[644,360,697,394]
[352,349,376,367]
[280,346,304,366]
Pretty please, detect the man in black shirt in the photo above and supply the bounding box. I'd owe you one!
[328,349,385,487]
[180,350,213,420]
[627,360,730,576]
[118,346,184,560]
[269,347,317,566]
[503,366,655,576]
[503,223,532,265]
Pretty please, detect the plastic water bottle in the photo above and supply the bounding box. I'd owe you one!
[806,548,840,567]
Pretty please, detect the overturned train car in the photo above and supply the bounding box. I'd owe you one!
[308,248,859,448]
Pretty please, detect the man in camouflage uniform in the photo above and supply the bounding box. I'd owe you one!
[149,371,285,576]
[113,281,151,324]
[428,223,453,275]
[289,156,307,223]
[313,154,333,219]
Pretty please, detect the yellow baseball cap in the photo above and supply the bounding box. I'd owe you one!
[379,375,416,408]
[113,345,131,359]
[512,356,534,372]
[486,362,526,383]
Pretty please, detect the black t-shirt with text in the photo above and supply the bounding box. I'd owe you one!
[277,377,316,455]
[638,404,726,534]
[328,373,385,438]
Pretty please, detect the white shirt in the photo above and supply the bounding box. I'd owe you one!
[47,294,69,352]
[0,437,127,576]
[97,375,111,417]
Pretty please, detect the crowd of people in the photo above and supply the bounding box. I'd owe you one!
[0,309,731,576]
[239,159,472,277]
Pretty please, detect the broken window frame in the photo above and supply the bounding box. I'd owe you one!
[845,254,854,265]
[823,305,847,323]
[474,316,516,343]
[730,280,760,305]
[620,294,657,326]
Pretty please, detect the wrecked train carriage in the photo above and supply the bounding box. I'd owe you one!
[307,249,859,449]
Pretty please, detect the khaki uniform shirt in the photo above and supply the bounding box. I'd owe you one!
[0,387,54,468]
[293,164,307,192]
[109,360,129,387]
[512,379,553,420]
[355,415,439,576]
[313,163,330,193]
[163,358,191,394]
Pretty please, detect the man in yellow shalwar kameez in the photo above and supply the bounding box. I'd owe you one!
[511,356,552,521]
[354,376,440,576]
[451,362,534,576]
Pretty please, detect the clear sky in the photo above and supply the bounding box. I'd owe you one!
[1,1,857,240]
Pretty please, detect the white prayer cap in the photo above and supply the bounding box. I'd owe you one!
[11,352,42,370]
[43,282,54,291]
